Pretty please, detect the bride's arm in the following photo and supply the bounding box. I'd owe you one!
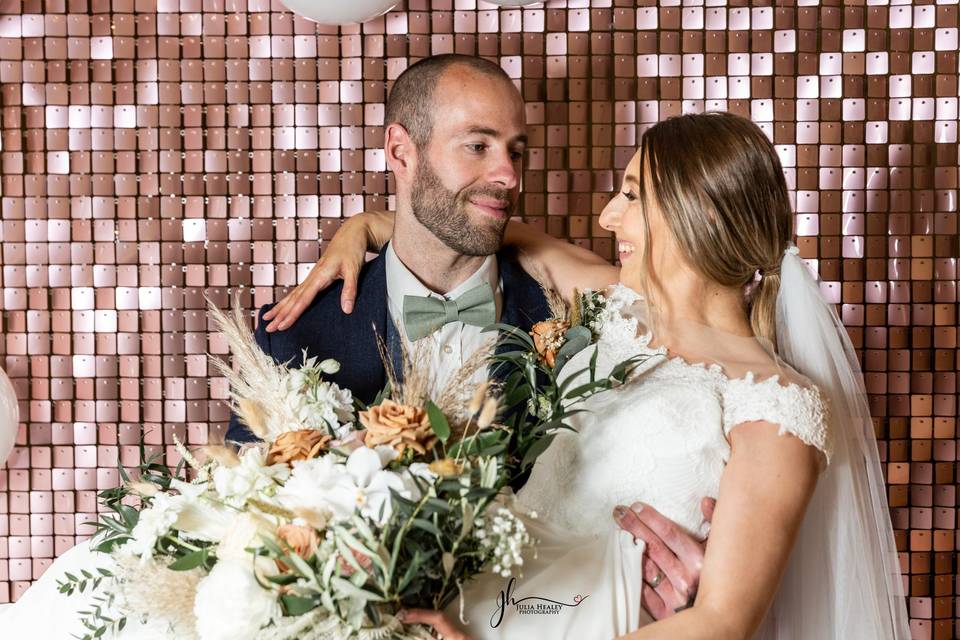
[619,422,820,640]
[262,210,393,331]
[265,210,619,331]
[504,220,619,300]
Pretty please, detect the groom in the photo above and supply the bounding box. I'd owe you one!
[227,54,709,621]
[226,54,548,433]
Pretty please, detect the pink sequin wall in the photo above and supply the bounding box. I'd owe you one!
[0,1,957,637]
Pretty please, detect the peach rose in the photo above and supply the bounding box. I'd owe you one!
[266,429,332,466]
[275,523,321,571]
[359,399,437,456]
[530,319,570,369]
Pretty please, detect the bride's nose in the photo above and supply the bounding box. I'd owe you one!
[599,202,622,231]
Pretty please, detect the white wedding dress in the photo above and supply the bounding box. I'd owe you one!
[1,284,833,639]
[446,284,831,639]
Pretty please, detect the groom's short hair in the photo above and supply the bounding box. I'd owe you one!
[385,54,514,148]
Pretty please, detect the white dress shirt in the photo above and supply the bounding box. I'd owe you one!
[385,243,502,392]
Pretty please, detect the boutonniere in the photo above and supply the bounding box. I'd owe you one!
[530,289,608,372]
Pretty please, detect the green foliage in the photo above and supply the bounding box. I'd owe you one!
[57,570,126,640]
[425,400,451,442]
[487,314,654,486]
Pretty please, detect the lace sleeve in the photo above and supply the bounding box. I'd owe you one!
[722,373,833,465]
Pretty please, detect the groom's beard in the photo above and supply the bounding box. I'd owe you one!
[410,159,513,257]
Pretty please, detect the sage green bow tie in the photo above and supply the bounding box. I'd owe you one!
[402,283,496,341]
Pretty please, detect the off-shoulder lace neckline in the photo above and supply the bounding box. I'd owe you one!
[603,283,811,394]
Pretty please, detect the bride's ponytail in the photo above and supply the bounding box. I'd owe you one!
[748,267,782,347]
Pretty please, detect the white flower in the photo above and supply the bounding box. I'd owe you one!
[139,479,234,543]
[276,447,411,526]
[212,447,290,507]
[193,557,279,640]
[403,462,437,498]
[302,381,354,430]
[173,499,236,543]
[122,492,182,563]
[275,379,354,438]
[274,356,355,437]
[476,507,533,578]
[338,447,408,525]
[407,462,436,483]
[319,358,340,374]
[275,455,344,512]
[217,513,270,561]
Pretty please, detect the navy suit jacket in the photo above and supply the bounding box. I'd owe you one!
[226,248,551,443]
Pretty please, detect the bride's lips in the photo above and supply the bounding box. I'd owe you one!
[469,197,511,220]
[618,241,636,263]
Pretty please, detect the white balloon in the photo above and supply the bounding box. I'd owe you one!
[0,367,18,467]
[281,0,399,25]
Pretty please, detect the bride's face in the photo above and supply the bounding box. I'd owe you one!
[599,151,675,291]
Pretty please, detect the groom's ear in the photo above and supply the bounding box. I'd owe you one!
[385,123,417,181]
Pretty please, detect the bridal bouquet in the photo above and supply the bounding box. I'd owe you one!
[58,303,538,640]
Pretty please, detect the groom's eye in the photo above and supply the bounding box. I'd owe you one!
[509,149,524,160]
[466,143,487,153]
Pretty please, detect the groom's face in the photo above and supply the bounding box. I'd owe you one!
[409,68,527,256]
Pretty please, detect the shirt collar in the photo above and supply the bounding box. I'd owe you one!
[385,242,500,321]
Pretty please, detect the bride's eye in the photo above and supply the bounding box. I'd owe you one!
[622,191,637,202]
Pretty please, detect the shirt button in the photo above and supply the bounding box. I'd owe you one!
[443,345,453,355]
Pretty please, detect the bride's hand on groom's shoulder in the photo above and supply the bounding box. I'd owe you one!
[263,210,394,331]
[398,608,472,640]
[613,497,716,621]
[263,218,370,331]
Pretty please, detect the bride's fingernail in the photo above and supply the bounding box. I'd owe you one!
[397,610,408,622]
[613,505,626,519]
[630,502,644,512]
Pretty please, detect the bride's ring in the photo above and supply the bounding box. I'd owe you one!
[647,570,664,589]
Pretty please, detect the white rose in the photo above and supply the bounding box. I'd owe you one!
[193,558,279,640]
[275,456,347,516]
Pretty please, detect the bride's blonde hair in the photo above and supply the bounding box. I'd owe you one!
[636,112,793,346]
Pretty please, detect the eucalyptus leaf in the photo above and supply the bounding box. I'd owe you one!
[167,548,208,571]
[330,577,387,603]
[265,573,299,586]
[281,594,320,616]
[425,400,450,442]
[553,325,592,372]
[411,518,442,537]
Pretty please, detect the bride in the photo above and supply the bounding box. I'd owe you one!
[269,112,911,639]
[0,113,908,639]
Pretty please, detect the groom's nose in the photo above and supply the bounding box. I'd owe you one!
[485,149,519,191]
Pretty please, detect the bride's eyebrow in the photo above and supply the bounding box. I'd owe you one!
[624,175,640,188]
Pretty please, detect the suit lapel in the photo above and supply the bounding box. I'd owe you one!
[491,250,551,383]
